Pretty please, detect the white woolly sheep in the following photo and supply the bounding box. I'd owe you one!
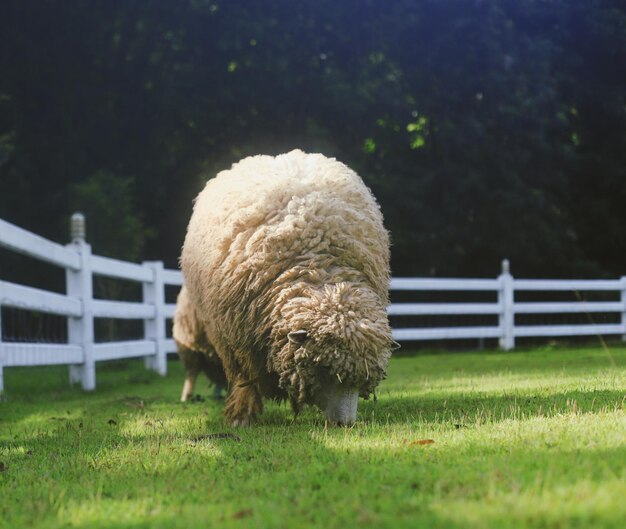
[180,149,395,425]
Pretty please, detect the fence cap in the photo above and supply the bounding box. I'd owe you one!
[71,212,86,243]
[501,258,510,274]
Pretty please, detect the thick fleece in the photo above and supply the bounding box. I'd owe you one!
[180,149,393,424]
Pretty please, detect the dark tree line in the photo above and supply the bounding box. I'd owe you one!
[1,0,625,279]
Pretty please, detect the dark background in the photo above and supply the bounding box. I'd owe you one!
[1,0,625,280]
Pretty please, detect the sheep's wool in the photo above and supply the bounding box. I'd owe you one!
[172,286,213,354]
[181,149,393,406]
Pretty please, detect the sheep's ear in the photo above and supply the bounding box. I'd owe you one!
[391,340,402,350]
[288,330,309,345]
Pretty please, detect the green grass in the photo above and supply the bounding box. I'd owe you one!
[1,346,625,529]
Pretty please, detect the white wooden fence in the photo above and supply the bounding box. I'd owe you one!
[389,259,626,348]
[1,216,625,392]
[0,214,183,392]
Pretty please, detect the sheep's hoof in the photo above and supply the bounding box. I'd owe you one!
[231,416,254,428]
[224,382,263,427]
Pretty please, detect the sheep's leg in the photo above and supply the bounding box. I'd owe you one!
[224,377,263,427]
[180,369,198,402]
[213,382,226,399]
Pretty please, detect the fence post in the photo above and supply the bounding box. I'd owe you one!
[66,213,96,390]
[621,276,626,342]
[143,261,167,375]
[498,259,515,351]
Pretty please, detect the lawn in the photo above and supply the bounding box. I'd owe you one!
[1,346,625,529]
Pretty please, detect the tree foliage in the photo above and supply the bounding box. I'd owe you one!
[70,171,150,262]
[1,0,624,277]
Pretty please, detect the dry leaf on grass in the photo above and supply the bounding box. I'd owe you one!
[232,508,253,519]
[404,439,435,446]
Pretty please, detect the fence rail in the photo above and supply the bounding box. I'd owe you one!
[390,261,626,347]
[1,216,626,393]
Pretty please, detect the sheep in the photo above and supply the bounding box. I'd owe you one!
[180,149,395,426]
[173,286,227,401]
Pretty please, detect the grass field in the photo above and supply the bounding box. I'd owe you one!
[1,346,625,529]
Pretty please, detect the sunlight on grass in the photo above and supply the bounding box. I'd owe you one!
[1,346,625,529]
[432,480,626,529]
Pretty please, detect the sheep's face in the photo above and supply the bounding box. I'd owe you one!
[271,283,395,425]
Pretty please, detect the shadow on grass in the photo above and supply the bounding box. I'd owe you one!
[358,389,626,426]
[242,386,625,428]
